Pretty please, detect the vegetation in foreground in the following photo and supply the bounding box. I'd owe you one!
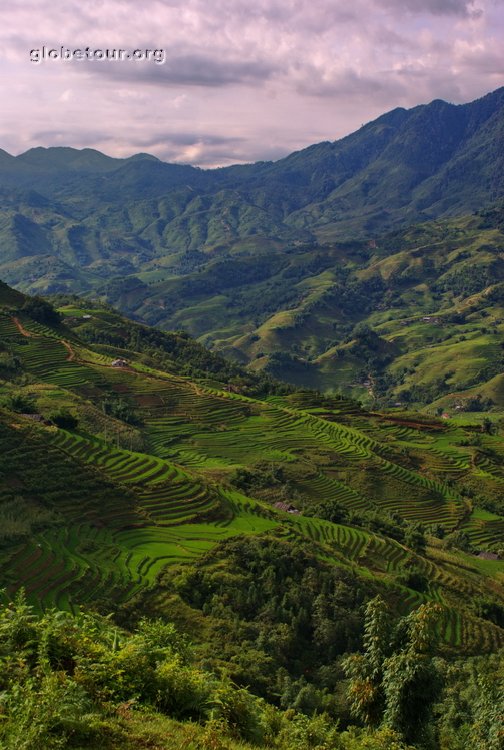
[0,592,502,750]
[0,280,502,748]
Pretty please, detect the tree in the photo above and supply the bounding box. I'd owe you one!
[343,595,392,726]
[469,669,504,750]
[404,523,426,554]
[481,417,494,435]
[3,392,36,413]
[50,409,79,430]
[382,603,443,743]
[21,297,61,326]
[443,530,474,554]
[343,596,443,743]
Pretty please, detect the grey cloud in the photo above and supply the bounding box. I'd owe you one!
[169,0,358,29]
[153,55,278,86]
[31,130,116,147]
[128,132,245,148]
[77,52,280,88]
[154,141,292,167]
[130,131,290,167]
[295,67,407,101]
[456,49,504,75]
[371,25,422,51]
[377,0,482,17]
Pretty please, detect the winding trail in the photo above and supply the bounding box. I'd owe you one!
[60,340,75,361]
[12,316,33,337]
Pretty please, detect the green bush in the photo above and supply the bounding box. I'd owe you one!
[155,657,213,719]
[3,392,36,413]
[50,409,79,430]
[1,674,100,750]
[21,297,61,326]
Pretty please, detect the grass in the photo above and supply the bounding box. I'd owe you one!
[0,297,502,654]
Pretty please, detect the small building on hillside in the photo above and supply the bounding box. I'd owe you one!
[20,413,52,426]
[477,551,500,561]
[274,501,300,515]
[223,384,241,394]
[111,358,128,368]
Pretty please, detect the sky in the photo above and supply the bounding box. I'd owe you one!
[0,0,503,168]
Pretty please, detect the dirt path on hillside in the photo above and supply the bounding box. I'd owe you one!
[12,316,33,337]
[60,340,75,361]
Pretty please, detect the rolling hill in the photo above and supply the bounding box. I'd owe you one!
[0,89,503,404]
[0,280,502,673]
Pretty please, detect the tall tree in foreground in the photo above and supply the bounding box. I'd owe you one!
[343,596,443,745]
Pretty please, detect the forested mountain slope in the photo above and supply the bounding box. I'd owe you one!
[0,87,502,259]
[0,281,503,749]
[1,88,503,402]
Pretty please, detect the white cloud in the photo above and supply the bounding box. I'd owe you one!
[0,0,502,165]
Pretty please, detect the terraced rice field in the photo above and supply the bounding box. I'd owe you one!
[0,415,278,614]
[461,509,504,548]
[0,316,502,654]
[0,314,21,338]
[48,427,227,524]
[2,444,278,613]
[139,383,468,531]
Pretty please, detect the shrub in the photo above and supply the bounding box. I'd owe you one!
[21,297,61,326]
[50,409,79,430]
[155,657,213,720]
[1,673,98,750]
[3,392,36,413]
[396,569,429,593]
[210,680,266,744]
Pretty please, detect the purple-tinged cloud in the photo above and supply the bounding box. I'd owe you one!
[0,0,502,167]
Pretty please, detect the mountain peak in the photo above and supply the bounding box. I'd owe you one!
[15,146,122,172]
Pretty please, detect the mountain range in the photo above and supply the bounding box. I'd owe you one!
[2,71,504,750]
[0,87,503,404]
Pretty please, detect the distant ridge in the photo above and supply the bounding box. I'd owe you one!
[0,86,502,224]
[0,87,503,394]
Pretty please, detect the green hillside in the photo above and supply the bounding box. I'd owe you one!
[0,90,503,409]
[0,283,502,639]
[70,207,503,409]
[0,281,503,748]
[1,190,503,411]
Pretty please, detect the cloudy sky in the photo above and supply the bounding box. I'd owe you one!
[0,0,503,167]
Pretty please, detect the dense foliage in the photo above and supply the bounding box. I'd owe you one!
[21,297,61,327]
[156,535,367,706]
[0,593,501,750]
[0,279,502,749]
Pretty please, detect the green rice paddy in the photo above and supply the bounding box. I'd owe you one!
[0,309,502,654]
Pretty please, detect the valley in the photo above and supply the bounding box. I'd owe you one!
[0,286,502,664]
[0,87,503,750]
